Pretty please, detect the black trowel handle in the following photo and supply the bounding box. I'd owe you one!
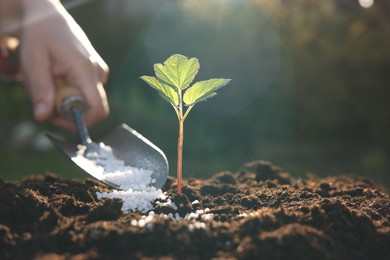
[54,77,92,145]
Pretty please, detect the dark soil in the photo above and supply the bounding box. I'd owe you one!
[0,160,389,259]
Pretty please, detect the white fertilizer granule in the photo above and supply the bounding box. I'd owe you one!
[96,187,166,213]
[72,142,166,213]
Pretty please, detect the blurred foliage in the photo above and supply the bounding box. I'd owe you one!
[265,0,390,184]
[1,0,389,187]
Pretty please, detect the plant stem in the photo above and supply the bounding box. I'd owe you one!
[177,118,184,194]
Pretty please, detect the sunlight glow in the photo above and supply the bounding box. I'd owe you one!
[359,0,374,8]
[0,0,92,34]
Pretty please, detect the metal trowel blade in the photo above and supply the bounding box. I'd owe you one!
[46,124,169,189]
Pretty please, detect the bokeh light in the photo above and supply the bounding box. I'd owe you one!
[359,0,374,8]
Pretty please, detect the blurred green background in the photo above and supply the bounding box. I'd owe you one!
[1,0,389,187]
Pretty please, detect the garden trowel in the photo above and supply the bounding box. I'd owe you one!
[46,79,168,190]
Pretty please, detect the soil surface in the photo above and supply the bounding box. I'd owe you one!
[0,160,389,259]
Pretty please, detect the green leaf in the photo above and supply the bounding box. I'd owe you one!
[154,54,200,90]
[183,78,230,106]
[140,76,179,106]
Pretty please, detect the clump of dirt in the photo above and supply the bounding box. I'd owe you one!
[0,161,389,259]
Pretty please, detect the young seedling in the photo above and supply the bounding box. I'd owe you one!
[141,54,230,193]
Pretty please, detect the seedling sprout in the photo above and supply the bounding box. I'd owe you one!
[141,54,230,193]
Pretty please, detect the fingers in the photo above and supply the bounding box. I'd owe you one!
[49,62,109,131]
[21,45,55,122]
[97,56,109,84]
[50,13,110,129]
[65,57,110,128]
[22,45,110,131]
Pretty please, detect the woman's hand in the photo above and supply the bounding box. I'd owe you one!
[20,0,109,130]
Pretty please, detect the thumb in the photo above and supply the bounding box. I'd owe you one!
[22,59,55,122]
